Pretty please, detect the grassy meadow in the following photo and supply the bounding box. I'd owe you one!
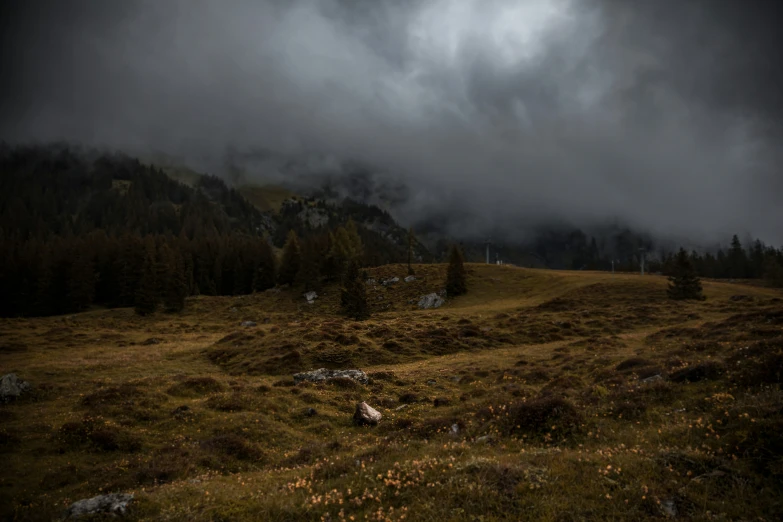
[1,264,782,521]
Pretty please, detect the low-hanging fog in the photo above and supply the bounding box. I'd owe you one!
[2,0,782,244]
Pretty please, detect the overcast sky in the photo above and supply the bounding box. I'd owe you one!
[2,0,782,244]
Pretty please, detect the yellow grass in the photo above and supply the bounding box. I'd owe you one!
[1,265,782,521]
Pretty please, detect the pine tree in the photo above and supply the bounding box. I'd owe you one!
[162,246,187,312]
[66,246,96,312]
[253,238,277,292]
[340,260,369,320]
[407,227,416,276]
[446,244,467,297]
[764,256,783,288]
[667,248,705,300]
[728,235,747,279]
[298,239,322,292]
[345,219,364,264]
[134,252,159,315]
[278,230,301,286]
[328,227,353,277]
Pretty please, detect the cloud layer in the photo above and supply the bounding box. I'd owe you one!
[2,0,782,243]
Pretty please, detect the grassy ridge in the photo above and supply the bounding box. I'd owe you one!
[1,265,781,521]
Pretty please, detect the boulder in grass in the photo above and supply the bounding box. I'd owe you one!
[418,293,445,309]
[0,373,30,402]
[353,402,382,426]
[64,493,134,518]
[293,368,369,385]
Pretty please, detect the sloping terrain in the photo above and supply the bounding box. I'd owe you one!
[1,265,782,521]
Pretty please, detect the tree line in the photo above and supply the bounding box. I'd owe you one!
[649,235,783,287]
[0,219,382,317]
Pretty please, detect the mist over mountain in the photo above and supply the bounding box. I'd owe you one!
[2,0,782,244]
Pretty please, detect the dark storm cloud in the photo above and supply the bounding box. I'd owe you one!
[1,0,782,243]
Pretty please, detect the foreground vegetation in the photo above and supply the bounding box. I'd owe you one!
[1,264,782,521]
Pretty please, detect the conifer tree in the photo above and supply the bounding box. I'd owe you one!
[328,227,353,277]
[764,256,783,288]
[277,230,301,286]
[446,244,467,297]
[322,232,341,282]
[298,239,322,292]
[162,246,188,312]
[253,238,277,291]
[345,219,364,263]
[340,260,369,320]
[66,247,96,312]
[135,252,159,315]
[667,248,705,300]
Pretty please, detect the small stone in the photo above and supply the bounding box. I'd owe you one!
[641,374,663,383]
[304,407,318,417]
[404,275,415,283]
[241,321,257,327]
[64,493,134,519]
[141,337,163,345]
[0,373,31,402]
[382,277,400,286]
[660,499,677,518]
[304,291,318,302]
[451,423,459,435]
[394,404,408,411]
[353,402,382,426]
[476,435,493,444]
[426,379,437,385]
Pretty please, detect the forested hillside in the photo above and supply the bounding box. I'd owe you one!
[0,144,430,317]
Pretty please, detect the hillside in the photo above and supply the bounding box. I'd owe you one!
[0,145,433,318]
[1,265,782,521]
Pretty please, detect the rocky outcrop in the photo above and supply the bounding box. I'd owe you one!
[293,368,369,385]
[353,402,382,426]
[64,493,134,518]
[0,373,30,402]
[418,293,445,309]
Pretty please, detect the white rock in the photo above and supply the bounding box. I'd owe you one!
[64,493,134,518]
[240,321,257,327]
[304,291,318,302]
[293,368,369,385]
[353,402,382,426]
[418,293,445,309]
[0,373,30,402]
[404,275,416,283]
